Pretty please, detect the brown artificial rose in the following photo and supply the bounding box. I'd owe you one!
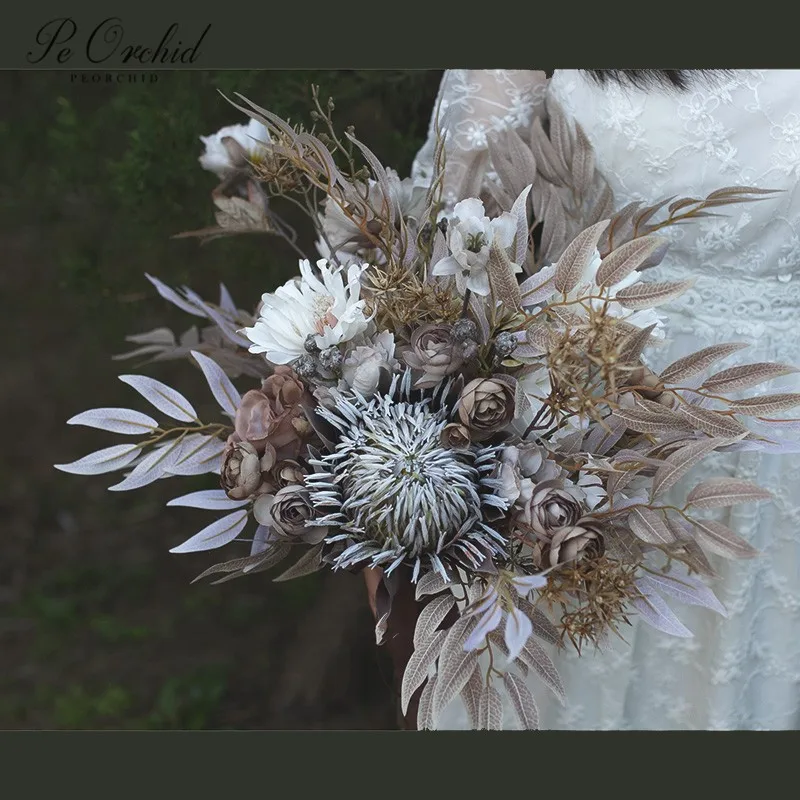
[234,366,307,458]
[516,479,583,537]
[264,485,327,544]
[457,377,516,440]
[273,460,306,488]
[403,324,463,388]
[440,423,471,450]
[221,441,265,500]
[625,364,665,401]
[530,519,605,569]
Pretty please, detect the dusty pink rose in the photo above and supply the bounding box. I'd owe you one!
[234,366,307,458]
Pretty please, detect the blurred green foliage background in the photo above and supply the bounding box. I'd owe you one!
[0,69,442,729]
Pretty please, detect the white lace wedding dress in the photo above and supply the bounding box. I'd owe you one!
[413,69,800,730]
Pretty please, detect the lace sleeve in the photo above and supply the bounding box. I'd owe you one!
[411,69,549,208]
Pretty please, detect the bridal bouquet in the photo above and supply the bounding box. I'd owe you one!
[57,88,798,730]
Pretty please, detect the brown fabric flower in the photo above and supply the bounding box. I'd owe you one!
[457,377,516,440]
[258,485,327,544]
[220,441,264,500]
[440,423,472,450]
[516,479,583,537]
[403,324,464,389]
[531,519,605,568]
[234,366,307,458]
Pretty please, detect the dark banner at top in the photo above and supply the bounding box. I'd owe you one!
[0,8,789,69]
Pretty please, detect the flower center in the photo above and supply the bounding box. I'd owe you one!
[465,232,489,253]
[312,294,338,334]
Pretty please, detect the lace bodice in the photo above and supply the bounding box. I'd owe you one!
[414,69,800,730]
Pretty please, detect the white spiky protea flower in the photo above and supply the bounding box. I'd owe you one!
[305,373,509,581]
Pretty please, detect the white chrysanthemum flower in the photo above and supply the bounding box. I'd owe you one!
[305,373,509,581]
[432,198,519,296]
[199,118,271,178]
[244,259,371,365]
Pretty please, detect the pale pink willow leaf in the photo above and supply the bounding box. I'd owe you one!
[66,407,158,436]
[166,489,247,511]
[413,594,456,648]
[169,509,249,554]
[553,220,609,293]
[632,588,693,638]
[615,279,695,310]
[595,235,667,288]
[659,343,749,384]
[107,438,186,491]
[651,437,740,499]
[190,350,241,417]
[119,374,198,422]
[727,393,800,416]
[686,478,772,509]
[687,518,759,559]
[503,671,539,730]
[627,507,677,545]
[145,273,205,317]
[165,434,225,477]
[54,444,142,476]
[219,283,237,315]
[636,573,727,617]
[478,684,504,730]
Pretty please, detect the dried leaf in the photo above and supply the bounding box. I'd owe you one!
[518,637,565,703]
[619,323,659,363]
[401,629,447,716]
[460,668,484,729]
[675,405,749,438]
[612,406,692,435]
[118,374,198,423]
[652,437,740,499]
[727,393,800,416]
[615,279,695,310]
[632,589,693,638]
[702,362,799,394]
[686,478,772,509]
[487,242,522,310]
[571,123,595,197]
[628,507,677,545]
[687,517,759,559]
[414,594,456,648]
[190,350,241,416]
[54,444,142,476]
[503,671,539,730]
[636,572,727,617]
[458,149,490,201]
[478,684,504,730]
[417,674,437,730]
[67,407,159,437]
[553,220,610,294]
[660,343,749,384]
[595,236,667,288]
[516,598,561,647]
[273,542,325,582]
[530,116,570,187]
[168,509,249,554]
[540,186,568,263]
[166,490,248,511]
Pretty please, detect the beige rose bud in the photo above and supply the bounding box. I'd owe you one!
[440,423,471,450]
[220,441,263,500]
[531,519,605,568]
[516,479,583,537]
[274,460,305,488]
[626,364,665,401]
[458,377,516,440]
[403,324,464,389]
[268,485,328,545]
